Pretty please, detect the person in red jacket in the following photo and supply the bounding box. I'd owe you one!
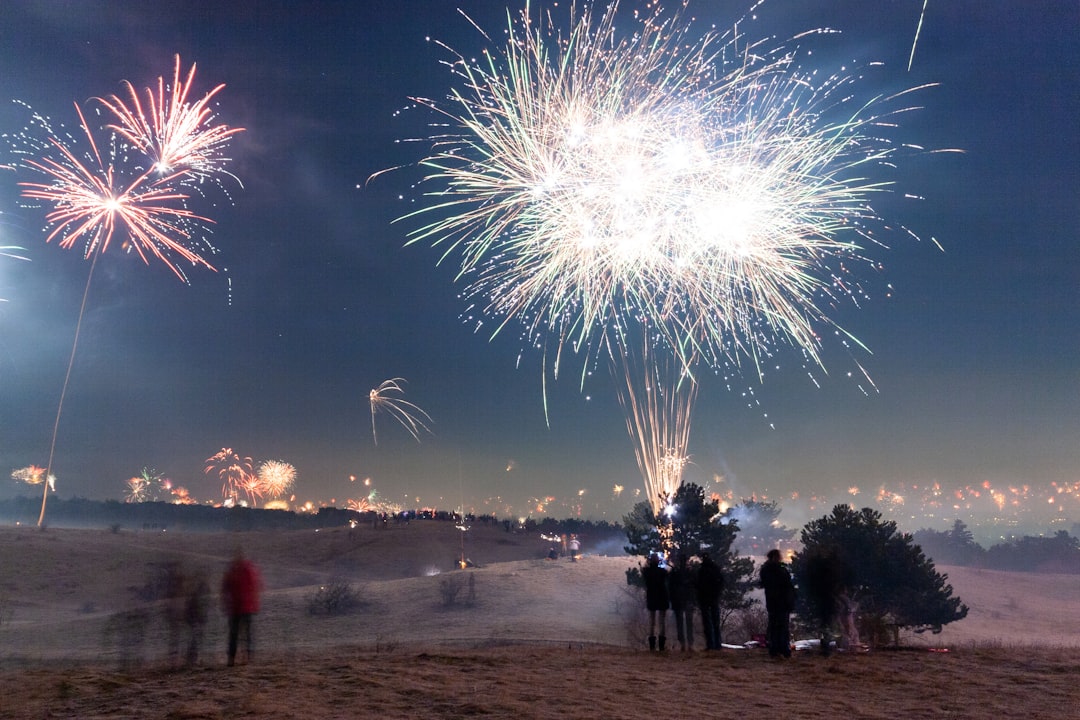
[221,549,262,666]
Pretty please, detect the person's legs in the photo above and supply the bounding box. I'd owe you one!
[766,611,781,656]
[700,606,714,649]
[673,608,686,650]
[227,614,240,665]
[235,614,253,662]
[707,604,721,648]
[657,610,667,650]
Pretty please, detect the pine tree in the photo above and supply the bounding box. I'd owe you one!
[792,505,968,646]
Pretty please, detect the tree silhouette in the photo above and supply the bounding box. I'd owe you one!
[912,519,986,567]
[792,505,968,646]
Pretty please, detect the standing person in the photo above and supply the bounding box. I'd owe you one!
[184,573,210,666]
[568,534,581,562]
[667,553,695,651]
[696,552,723,650]
[804,551,841,656]
[221,549,262,666]
[760,549,795,658]
[641,553,669,651]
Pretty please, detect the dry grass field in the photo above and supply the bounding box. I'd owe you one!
[1,522,1078,719]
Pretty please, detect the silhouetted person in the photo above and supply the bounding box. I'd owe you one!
[221,549,262,666]
[696,552,723,650]
[642,553,669,651]
[760,549,795,658]
[668,553,695,651]
[803,551,841,656]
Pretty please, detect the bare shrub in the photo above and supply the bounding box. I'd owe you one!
[440,574,466,606]
[725,604,768,645]
[616,584,648,649]
[306,576,361,616]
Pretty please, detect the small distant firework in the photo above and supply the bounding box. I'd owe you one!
[204,448,254,503]
[369,378,433,444]
[257,460,297,499]
[124,467,167,503]
[11,465,56,491]
[95,54,244,183]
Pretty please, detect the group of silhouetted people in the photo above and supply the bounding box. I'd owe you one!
[640,551,725,652]
[642,547,857,658]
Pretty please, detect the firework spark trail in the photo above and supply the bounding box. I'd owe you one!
[369,378,433,445]
[609,329,698,511]
[95,54,244,184]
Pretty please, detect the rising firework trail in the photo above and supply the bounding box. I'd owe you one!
[398,1,949,511]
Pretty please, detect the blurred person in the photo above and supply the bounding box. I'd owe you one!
[568,534,581,561]
[642,553,669,651]
[185,573,210,665]
[760,549,795,658]
[221,549,263,666]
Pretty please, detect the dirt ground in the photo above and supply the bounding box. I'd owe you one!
[1,523,1077,719]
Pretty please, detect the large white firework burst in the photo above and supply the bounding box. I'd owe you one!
[403,1,941,379]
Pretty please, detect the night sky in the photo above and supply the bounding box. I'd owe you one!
[1,1,1077,535]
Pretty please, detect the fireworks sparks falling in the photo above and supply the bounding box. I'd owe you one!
[204,448,255,504]
[368,378,433,445]
[400,1,947,511]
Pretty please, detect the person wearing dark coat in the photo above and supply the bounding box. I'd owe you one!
[760,548,795,658]
[667,553,695,651]
[641,553,669,651]
[696,552,723,650]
